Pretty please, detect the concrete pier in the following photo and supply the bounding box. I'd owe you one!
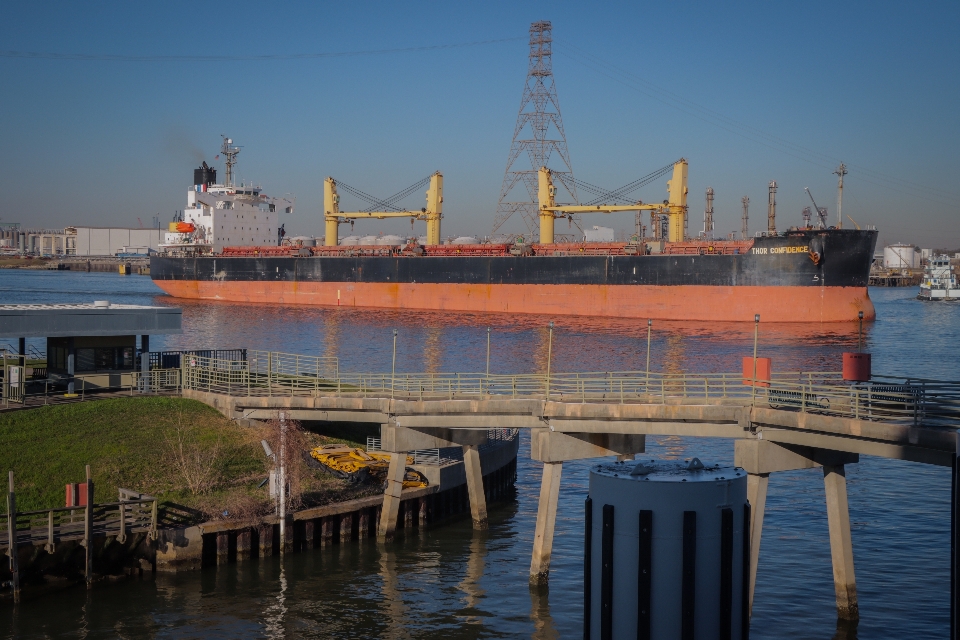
[378,452,407,542]
[824,464,859,620]
[463,444,488,530]
[530,462,562,586]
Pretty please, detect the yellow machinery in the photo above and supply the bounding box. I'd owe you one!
[324,172,443,247]
[537,159,689,244]
[310,444,428,488]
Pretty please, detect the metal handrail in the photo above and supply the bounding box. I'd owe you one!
[179,352,960,428]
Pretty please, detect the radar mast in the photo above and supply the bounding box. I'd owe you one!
[220,136,241,187]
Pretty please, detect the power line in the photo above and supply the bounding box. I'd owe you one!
[555,41,957,208]
[0,37,523,62]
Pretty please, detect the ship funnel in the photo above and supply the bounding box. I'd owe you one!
[194,161,217,187]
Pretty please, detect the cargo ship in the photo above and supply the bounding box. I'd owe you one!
[151,141,878,323]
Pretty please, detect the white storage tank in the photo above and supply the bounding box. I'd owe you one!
[339,236,360,246]
[451,236,479,245]
[375,235,404,246]
[288,235,315,247]
[586,458,748,639]
[584,226,615,242]
[358,235,379,245]
[884,243,920,269]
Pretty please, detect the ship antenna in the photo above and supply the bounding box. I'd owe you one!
[834,163,847,229]
[220,135,241,187]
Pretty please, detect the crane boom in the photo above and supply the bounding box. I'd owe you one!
[804,187,828,229]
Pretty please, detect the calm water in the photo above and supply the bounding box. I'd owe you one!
[1,270,958,639]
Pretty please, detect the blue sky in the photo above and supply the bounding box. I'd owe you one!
[1,0,957,248]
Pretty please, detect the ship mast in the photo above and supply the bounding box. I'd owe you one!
[221,136,241,187]
[834,163,847,229]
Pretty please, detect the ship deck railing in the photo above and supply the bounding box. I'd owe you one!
[177,352,960,429]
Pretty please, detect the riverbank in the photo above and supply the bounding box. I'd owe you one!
[0,256,150,274]
[0,397,378,517]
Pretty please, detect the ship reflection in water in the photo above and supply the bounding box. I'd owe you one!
[161,295,876,377]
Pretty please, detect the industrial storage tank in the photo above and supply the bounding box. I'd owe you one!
[451,236,479,245]
[288,236,315,247]
[339,236,360,246]
[375,235,404,246]
[584,226,615,242]
[884,243,920,269]
[586,458,748,639]
[358,235,379,245]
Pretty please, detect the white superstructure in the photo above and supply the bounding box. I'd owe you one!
[918,255,959,301]
[161,137,294,253]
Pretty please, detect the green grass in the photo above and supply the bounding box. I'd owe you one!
[0,397,377,517]
[0,397,262,512]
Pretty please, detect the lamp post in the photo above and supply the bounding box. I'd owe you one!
[546,322,554,398]
[645,319,653,386]
[752,314,760,404]
[391,329,398,398]
[486,327,491,379]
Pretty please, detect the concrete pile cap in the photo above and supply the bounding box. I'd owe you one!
[592,458,745,482]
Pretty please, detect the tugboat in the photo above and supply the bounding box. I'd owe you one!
[918,255,959,301]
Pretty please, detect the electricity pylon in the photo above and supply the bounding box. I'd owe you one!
[492,21,577,238]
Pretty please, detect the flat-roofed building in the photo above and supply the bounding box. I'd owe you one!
[0,300,181,396]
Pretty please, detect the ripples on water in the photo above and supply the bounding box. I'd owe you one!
[1,270,957,638]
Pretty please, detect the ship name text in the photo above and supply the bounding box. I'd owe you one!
[752,246,809,255]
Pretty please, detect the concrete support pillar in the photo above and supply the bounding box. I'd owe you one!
[746,472,770,615]
[378,452,407,542]
[823,464,859,620]
[530,462,563,585]
[419,496,428,527]
[463,444,489,530]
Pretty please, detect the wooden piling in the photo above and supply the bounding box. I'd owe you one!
[358,510,369,540]
[236,528,252,561]
[216,532,230,565]
[258,524,273,557]
[84,465,93,589]
[321,517,333,547]
[7,471,19,603]
[304,521,315,550]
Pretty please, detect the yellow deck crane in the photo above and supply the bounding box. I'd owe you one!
[324,172,443,246]
[537,159,689,244]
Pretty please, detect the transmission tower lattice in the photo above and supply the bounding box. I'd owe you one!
[492,21,578,238]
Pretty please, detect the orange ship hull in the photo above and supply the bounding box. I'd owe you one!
[151,279,875,323]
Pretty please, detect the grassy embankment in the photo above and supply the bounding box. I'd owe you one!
[0,397,379,518]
